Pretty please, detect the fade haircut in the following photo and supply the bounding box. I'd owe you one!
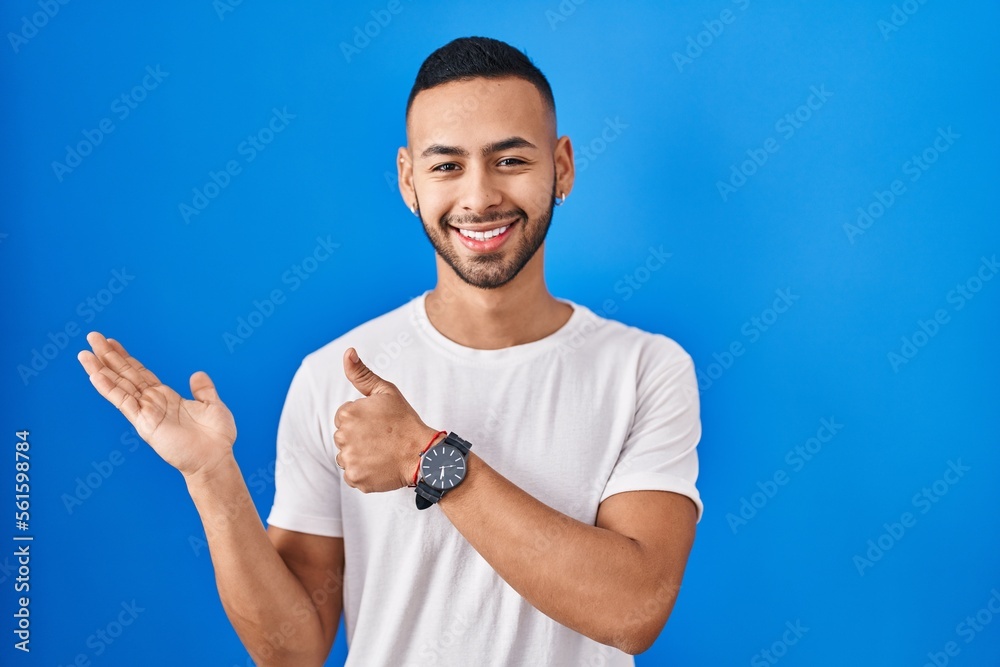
[405,36,556,122]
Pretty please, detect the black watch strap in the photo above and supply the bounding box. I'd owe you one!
[443,431,472,456]
[415,482,441,510]
[414,432,472,510]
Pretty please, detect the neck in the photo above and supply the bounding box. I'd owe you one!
[425,247,574,350]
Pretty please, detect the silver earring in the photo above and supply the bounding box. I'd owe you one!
[554,191,567,206]
[410,202,419,216]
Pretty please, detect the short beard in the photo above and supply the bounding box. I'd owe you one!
[419,181,556,290]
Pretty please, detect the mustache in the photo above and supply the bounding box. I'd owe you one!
[442,209,525,227]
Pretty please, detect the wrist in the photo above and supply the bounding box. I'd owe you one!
[411,432,473,510]
[183,452,240,490]
[407,427,447,488]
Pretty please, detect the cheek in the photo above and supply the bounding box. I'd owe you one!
[515,181,553,215]
[414,182,451,216]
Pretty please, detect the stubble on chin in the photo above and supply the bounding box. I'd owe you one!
[417,181,557,289]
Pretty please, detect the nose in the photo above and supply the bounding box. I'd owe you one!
[457,163,502,218]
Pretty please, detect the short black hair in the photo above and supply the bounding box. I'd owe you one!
[405,36,555,121]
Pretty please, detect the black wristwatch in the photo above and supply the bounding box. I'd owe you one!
[414,432,473,510]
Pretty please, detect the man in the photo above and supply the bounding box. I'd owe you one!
[77,36,702,666]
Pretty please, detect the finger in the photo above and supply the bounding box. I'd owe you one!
[89,334,149,394]
[343,347,394,397]
[106,337,162,390]
[86,330,113,355]
[78,349,119,394]
[83,358,141,421]
[77,348,106,376]
[190,371,221,404]
[333,400,354,428]
[77,346,143,405]
[80,333,116,377]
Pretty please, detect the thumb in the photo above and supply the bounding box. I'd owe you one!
[344,347,392,396]
[190,370,221,403]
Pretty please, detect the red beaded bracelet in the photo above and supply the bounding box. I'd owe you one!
[409,430,447,487]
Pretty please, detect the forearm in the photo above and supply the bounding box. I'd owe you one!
[184,455,327,666]
[438,452,666,652]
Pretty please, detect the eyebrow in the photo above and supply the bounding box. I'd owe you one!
[419,136,537,159]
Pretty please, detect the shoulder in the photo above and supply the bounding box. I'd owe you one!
[567,301,694,369]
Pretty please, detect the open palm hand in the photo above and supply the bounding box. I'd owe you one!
[78,332,237,478]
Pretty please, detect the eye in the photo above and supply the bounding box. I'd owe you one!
[498,158,526,167]
[431,163,460,172]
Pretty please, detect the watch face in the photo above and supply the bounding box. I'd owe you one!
[421,444,467,490]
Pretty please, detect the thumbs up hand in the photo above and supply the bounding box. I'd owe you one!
[333,347,441,493]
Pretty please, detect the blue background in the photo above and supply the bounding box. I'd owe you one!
[3,1,998,665]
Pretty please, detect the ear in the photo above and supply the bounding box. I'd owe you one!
[553,135,575,201]
[397,147,417,212]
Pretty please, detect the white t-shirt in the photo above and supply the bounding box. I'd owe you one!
[266,291,703,667]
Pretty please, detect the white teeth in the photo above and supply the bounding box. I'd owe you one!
[459,225,508,241]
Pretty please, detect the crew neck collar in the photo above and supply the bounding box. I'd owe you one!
[410,290,588,364]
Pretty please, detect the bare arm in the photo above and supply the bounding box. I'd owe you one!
[186,457,343,665]
[78,332,342,665]
[437,450,697,655]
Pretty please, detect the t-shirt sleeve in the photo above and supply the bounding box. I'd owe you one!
[265,360,344,537]
[599,338,704,523]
